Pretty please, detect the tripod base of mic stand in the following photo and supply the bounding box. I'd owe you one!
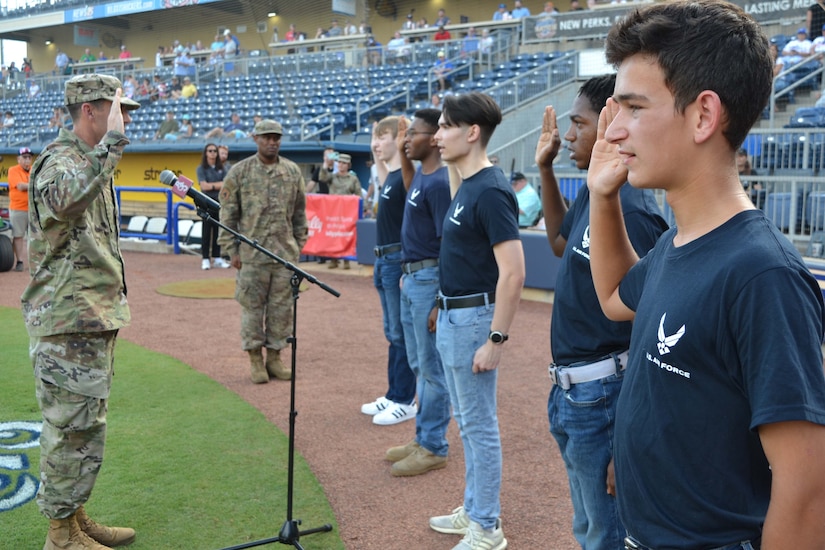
[220,520,333,550]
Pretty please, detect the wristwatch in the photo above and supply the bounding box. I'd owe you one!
[488,331,509,344]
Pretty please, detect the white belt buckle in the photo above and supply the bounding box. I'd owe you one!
[547,364,571,390]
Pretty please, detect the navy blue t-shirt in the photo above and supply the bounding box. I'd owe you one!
[401,166,451,262]
[616,209,825,549]
[376,169,406,246]
[439,166,520,296]
[552,184,668,365]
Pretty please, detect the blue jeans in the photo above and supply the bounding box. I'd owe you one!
[436,302,500,531]
[373,251,415,404]
[400,267,450,456]
[549,372,625,550]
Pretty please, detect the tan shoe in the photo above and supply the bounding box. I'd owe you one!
[265,348,291,380]
[248,349,268,384]
[385,440,421,463]
[327,259,339,269]
[343,259,351,270]
[391,445,447,477]
[44,514,112,550]
[75,506,135,547]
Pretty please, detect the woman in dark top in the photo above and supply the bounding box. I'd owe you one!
[196,143,230,269]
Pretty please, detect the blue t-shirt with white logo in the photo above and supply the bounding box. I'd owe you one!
[376,169,406,246]
[401,166,451,262]
[439,166,519,297]
[615,209,825,548]
[552,184,667,365]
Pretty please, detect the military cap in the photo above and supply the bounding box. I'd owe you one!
[337,153,352,164]
[252,119,283,135]
[64,74,141,110]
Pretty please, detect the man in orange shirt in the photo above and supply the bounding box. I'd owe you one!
[8,146,33,272]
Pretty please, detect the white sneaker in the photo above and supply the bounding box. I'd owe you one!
[201,259,211,270]
[361,396,392,416]
[373,401,417,426]
[452,520,506,550]
[213,257,231,268]
[430,506,470,534]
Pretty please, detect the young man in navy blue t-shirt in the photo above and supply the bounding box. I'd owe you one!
[384,109,454,477]
[536,74,668,550]
[360,116,417,426]
[589,2,825,548]
[428,92,524,550]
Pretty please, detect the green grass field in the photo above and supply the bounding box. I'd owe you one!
[0,306,344,549]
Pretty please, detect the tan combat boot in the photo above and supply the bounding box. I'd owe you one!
[75,505,135,547]
[44,514,111,550]
[265,348,291,380]
[248,349,268,384]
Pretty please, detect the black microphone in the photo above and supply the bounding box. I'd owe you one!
[159,169,221,215]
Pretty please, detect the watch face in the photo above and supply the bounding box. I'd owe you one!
[490,331,507,344]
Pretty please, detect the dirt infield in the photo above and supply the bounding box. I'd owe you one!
[0,251,578,550]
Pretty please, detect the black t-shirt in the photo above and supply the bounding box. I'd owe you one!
[376,169,406,245]
[196,163,226,200]
[310,166,331,194]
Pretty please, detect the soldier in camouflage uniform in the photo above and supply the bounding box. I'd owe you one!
[327,153,362,269]
[218,119,308,384]
[21,74,140,550]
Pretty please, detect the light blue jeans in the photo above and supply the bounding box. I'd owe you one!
[549,372,625,550]
[400,266,450,456]
[436,302,500,531]
[373,250,416,404]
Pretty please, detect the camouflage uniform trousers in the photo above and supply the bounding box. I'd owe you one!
[236,262,293,352]
[31,330,118,519]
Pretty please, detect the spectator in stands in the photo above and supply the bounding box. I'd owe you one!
[737,147,763,206]
[152,75,167,101]
[327,19,343,37]
[205,112,246,139]
[434,8,451,27]
[285,23,298,41]
[29,81,41,99]
[510,172,542,228]
[168,75,182,98]
[569,0,585,10]
[366,35,383,65]
[223,30,238,74]
[180,76,198,99]
[245,114,263,137]
[343,19,358,35]
[8,146,33,272]
[135,77,153,102]
[433,25,451,42]
[416,16,429,29]
[403,13,416,31]
[79,48,95,63]
[781,28,813,66]
[53,50,69,75]
[327,153,362,270]
[809,2,825,37]
[812,23,825,55]
[47,106,69,129]
[178,114,195,138]
[511,0,531,18]
[197,142,230,270]
[360,20,372,34]
[122,74,137,99]
[22,57,33,85]
[218,145,231,170]
[429,94,442,109]
[154,110,179,140]
[493,3,513,21]
[314,27,328,39]
[480,28,494,57]
[119,44,133,70]
[387,31,410,64]
[6,62,20,89]
[433,51,453,91]
[541,1,560,16]
[3,110,15,129]
[98,51,108,61]
[210,34,224,54]
[174,49,196,77]
[462,27,480,57]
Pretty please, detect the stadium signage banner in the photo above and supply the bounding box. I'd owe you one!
[303,194,360,258]
[64,0,222,23]
[525,0,807,42]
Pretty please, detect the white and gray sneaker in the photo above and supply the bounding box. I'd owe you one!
[429,505,470,534]
[213,257,231,268]
[361,396,392,416]
[452,519,506,550]
[373,401,417,426]
[201,259,211,270]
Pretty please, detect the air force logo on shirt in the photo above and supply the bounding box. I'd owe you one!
[449,202,464,226]
[407,188,421,207]
[645,312,691,379]
[381,185,392,200]
[570,225,591,260]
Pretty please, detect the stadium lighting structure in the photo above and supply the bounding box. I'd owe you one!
[45,39,52,45]
[267,11,277,17]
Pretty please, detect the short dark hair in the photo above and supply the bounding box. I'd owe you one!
[413,108,441,130]
[578,74,616,116]
[441,92,502,147]
[605,0,771,149]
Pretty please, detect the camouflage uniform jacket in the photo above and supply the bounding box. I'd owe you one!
[218,154,308,264]
[21,128,131,337]
[328,171,362,196]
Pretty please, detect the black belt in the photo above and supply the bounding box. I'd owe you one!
[402,258,438,274]
[624,536,760,550]
[436,292,495,310]
[374,243,402,257]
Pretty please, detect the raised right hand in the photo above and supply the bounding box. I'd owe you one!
[535,106,561,169]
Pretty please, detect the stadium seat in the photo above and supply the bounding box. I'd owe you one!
[177,219,194,242]
[765,192,793,231]
[144,217,167,235]
[126,215,148,233]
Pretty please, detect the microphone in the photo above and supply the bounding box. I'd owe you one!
[159,169,221,215]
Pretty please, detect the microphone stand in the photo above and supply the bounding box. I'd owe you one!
[197,207,338,550]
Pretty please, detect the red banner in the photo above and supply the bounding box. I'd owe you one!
[302,194,361,258]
